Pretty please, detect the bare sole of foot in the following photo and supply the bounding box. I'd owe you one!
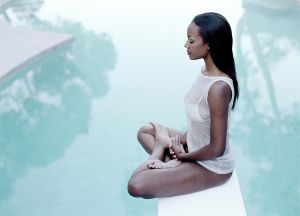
[149,122,171,149]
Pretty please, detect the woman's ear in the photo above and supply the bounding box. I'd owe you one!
[206,43,210,50]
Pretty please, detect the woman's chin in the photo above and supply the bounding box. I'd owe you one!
[188,55,201,60]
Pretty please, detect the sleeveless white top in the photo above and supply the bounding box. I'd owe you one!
[184,71,235,174]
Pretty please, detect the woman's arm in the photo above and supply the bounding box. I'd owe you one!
[172,81,232,161]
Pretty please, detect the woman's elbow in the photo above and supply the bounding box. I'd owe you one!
[210,145,226,158]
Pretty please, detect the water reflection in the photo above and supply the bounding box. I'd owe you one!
[235,1,300,215]
[2,1,154,216]
[0,1,117,206]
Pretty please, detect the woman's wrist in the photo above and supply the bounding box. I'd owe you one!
[176,152,186,161]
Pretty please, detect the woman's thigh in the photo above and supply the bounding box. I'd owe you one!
[130,161,232,198]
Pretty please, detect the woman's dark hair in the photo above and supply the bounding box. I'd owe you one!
[193,12,239,109]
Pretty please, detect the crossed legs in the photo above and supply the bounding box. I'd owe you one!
[128,123,232,198]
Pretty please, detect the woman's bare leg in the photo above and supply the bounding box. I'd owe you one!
[129,123,232,198]
[137,123,185,156]
[137,122,186,167]
[128,161,232,198]
[131,123,169,176]
[130,145,165,176]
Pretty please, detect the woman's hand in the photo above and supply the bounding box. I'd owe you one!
[169,135,186,160]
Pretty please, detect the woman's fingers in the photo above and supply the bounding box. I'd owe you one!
[175,135,181,146]
[169,137,175,155]
[171,136,178,149]
[169,149,174,155]
[174,135,186,153]
[170,136,184,157]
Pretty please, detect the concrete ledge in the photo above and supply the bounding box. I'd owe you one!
[158,170,247,216]
[0,0,12,13]
[0,21,73,80]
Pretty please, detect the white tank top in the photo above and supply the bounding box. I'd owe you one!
[184,71,235,174]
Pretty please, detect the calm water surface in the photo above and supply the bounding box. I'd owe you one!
[0,0,299,215]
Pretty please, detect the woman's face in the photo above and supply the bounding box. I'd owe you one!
[184,22,210,60]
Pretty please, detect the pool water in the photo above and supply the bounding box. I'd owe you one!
[0,0,299,215]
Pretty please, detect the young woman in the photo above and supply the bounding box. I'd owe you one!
[128,12,239,198]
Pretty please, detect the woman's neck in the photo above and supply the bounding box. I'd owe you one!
[203,55,223,76]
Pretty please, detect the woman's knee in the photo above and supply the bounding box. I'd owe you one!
[127,177,143,198]
[127,176,154,199]
[137,125,152,144]
[136,126,144,143]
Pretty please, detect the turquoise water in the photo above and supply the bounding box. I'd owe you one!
[0,0,299,215]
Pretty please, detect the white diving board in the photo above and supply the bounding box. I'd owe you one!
[0,20,73,80]
[0,0,12,13]
[158,170,247,216]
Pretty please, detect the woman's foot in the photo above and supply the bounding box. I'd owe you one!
[149,122,171,149]
[147,159,182,169]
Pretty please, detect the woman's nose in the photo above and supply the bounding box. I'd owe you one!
[184,41,189,48]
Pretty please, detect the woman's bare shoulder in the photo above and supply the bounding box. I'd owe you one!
[207,81,232,110]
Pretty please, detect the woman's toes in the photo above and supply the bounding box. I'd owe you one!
[155,164,162,169]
